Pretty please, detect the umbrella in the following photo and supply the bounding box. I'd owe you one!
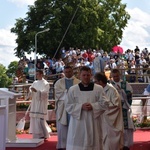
[112,46,123,54]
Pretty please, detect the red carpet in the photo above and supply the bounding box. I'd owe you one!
[130,129,150,150]
[6,129,150,150]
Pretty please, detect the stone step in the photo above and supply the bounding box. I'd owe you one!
[6,138,44,147]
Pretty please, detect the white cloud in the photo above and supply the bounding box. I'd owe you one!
[0,27,35,68]
[121,8,150,52]
[0,27,19,68]
[8,0,35,7]
[0,1,36,68]
[0,27,16,47]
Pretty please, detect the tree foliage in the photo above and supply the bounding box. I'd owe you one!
[6,61,18,78]
[11,0,130,58]
[0,64,12,88]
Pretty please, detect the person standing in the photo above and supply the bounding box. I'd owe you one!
[143,84,150,95]
[94,72,124,150]
[54,66,80,150]
[28,64,35,82]
[110,69,135,150]
[141,84,150,122]
[65,66,109,150]
[28,69,51,139]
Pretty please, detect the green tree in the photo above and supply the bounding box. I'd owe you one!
[0,64,12,88]
[11,0,130,58]
[6,61,18,78]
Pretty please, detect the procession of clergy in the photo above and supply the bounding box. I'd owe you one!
[28,65,135,150]
[53,65,135,150]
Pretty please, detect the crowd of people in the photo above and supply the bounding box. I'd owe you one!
[16,46,150,83]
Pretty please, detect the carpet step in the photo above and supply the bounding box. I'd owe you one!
[6,138,44,147]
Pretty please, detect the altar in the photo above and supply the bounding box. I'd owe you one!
[0,88,44,148]
[0,105,6,150]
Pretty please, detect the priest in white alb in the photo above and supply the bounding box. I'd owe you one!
[54,66,80,150]
[94,72,124,150]
[65,66,109,150]
[110,69,135,150]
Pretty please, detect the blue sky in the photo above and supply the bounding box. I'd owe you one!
[0,0,150,67]
[0,0,31,28]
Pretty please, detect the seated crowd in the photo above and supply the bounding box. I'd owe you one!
[15,46,150,83]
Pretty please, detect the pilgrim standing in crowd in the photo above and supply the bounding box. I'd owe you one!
[65,66,109,150]
[142,84,150,121]
[110,69,135,150]
[94,72,124,150]
[143,84,150,96]
[54,66,80,150]
[28,69,51,139]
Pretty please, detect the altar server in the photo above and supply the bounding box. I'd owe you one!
[29,69,51,139]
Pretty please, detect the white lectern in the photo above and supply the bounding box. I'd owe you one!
[0,88,21,143]
[0,88,44,147]
[0,105,6,150]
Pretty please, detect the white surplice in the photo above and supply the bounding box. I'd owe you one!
[29,78,51,139]
[102,83,124,150]
[54,76,80,149]
[65,84,109,150]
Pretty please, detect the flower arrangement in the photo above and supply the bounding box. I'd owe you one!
[132,115,150,128]
[16,103,30,111]
[49,123,57,132]
[48,102,55,110]
[16,129,29,134]
[16,123,57,134]
[16,102,55,111]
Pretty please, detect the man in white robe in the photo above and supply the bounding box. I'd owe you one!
[65,66,109,150]
[110,69,135,150]
[93,55,101,73]
[93,55,106,74]
[54,66,80,150]
[142,84,150,121]
[29,69,51,139]
[94,72,124,150]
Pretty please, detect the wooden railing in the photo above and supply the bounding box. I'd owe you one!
[117,67,150,83]
[105,66,150,83]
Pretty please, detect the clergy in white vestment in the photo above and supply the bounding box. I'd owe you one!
[93,55,101,73]
[54,66,80,150]
[93,55,106,74]
[29,69,51,139]
[65,66,109,150]
[142,84,150,119]
[94,72,124,150]
[110,69,135,150]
